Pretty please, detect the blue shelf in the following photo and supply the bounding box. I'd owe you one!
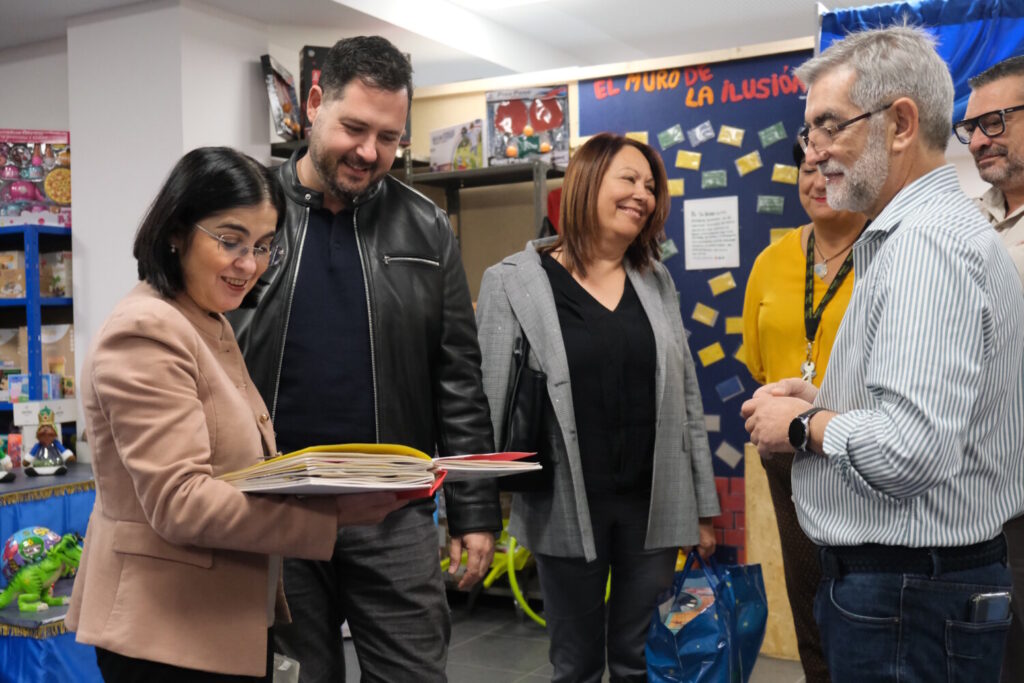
[0,224,73,409]
[0,225,70,237]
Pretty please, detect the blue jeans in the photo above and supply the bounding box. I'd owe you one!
[814,560,1012,683]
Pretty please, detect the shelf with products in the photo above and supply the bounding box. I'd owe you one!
[407,160,564,241]
[0,224,74,412]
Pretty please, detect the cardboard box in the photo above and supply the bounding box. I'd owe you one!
[486,86,570,168]
[0,251,24,298]
[0,129,72,228]
[430,120,486,172]
[8,374,29,403]
[40,251,72,297]
[41,323,74,382]
[40,373,61,399]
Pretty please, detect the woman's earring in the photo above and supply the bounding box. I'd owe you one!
[170,245,177,253]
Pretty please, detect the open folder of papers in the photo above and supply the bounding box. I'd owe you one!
[217,443,541,497]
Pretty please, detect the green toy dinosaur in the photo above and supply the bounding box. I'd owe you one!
[0,534,82,612]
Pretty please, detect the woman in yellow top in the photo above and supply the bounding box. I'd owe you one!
[741,142,866,683]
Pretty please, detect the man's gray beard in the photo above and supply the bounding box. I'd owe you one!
[822,122,889,214]
[976,144,1024,188]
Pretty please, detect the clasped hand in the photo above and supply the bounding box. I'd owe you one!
[740,378,818,458]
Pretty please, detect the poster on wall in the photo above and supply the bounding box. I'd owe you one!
[684,196,739,270]
[579,49,813,484]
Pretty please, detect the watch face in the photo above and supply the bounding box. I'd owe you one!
[788,416,805,450]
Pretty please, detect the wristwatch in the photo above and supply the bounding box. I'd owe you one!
[788,407,825,451]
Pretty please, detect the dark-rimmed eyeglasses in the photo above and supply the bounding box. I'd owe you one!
[953,105,1024,144]
[798,103,894,153]
[193,223,285,267]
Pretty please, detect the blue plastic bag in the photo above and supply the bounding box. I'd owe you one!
[646,551,768,683]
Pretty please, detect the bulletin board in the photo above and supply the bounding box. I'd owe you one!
[579,49,813,484]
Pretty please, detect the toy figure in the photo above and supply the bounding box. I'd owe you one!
[23,407,74,477]
[0,528,82,612]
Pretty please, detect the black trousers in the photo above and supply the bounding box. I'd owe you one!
[95,630,272,682]
[534,492,677,683]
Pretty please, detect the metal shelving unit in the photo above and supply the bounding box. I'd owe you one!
[0,225,73,411]
[407,160,564,240]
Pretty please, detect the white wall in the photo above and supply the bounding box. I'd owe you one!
[180,1,270,162]
[0,38,69,130]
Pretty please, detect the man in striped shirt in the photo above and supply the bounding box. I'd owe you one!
[742,26,1024,682]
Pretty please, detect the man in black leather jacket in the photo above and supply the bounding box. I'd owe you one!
[228,36,500,682]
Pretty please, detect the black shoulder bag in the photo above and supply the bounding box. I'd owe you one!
[498,331,554,492]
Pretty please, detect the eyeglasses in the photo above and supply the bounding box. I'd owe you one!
[953,104,1024,144]
[798,102,894,153]
[193,223,285,267]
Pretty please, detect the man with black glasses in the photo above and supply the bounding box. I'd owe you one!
[961,56,1024,683]
[958,56,1024,283]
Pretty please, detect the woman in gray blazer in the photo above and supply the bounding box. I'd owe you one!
[476,133,721,682]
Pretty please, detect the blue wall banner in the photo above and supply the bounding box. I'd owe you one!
[820,0,1024,122]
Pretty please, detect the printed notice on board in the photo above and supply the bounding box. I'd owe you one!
[683,196,739,270]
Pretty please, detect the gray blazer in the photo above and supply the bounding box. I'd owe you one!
[476,239,721,562]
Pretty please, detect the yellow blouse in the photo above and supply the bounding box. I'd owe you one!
[742,225,855,387]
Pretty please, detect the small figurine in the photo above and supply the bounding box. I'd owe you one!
[23,407,74,477]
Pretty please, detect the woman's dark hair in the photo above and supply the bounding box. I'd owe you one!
[319,36,413,104]
[133,147,286,297]
[544,132,669,275]
[792,140,806,167]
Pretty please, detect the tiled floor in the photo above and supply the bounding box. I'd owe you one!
[342,593,805,682]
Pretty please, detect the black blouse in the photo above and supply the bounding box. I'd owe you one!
[541,252,657,496]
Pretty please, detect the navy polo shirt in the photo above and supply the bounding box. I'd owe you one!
[273,206,376,453]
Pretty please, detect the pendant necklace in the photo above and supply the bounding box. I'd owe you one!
[802,230,856,381]
[812,235,854,279]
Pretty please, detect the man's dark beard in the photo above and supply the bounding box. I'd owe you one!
[310,144,373,205]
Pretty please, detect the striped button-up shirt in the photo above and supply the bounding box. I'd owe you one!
[794,164,1024,548]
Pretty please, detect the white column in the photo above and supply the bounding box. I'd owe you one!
[67,0,269,453]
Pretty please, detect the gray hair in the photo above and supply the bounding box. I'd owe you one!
[795,25,953,152]
[969,55,1024,90]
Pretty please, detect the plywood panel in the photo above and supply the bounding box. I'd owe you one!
[744,443,799,661]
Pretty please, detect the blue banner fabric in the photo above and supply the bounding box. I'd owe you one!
[820,0,1024,122]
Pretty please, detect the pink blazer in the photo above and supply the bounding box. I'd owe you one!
[66,283,337,676]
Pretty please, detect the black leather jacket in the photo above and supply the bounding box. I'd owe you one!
[228,148,501,536]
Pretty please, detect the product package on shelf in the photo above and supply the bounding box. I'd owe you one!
[486,86,569,168]
[8,374,29,403]
[41,324,74,395]
[0,129,71,228]
[39,251,72,297]
[430,119,487,172]
[0,251,24,297]
[260,55,301,141]
[3,433,21,468]
[0,325,27,378]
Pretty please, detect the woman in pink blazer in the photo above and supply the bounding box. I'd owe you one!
[65,147,404,681]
